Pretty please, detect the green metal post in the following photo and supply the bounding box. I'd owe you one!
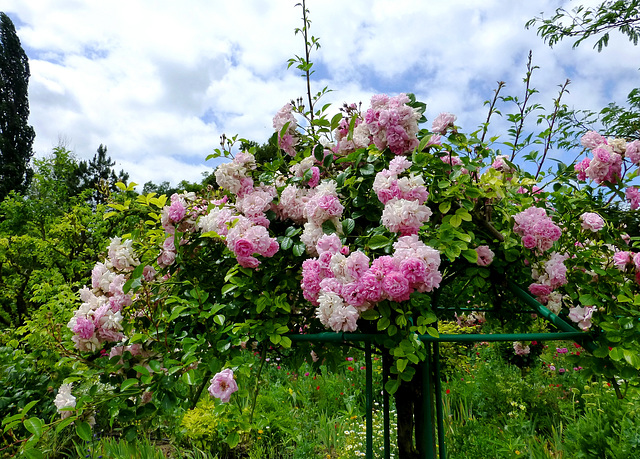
[383,352,391,459]
[433,342,446,459]
[422,343,435,459]
[366,341,373,459]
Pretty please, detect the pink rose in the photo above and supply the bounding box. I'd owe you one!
[613,251,631,270]
[237,255,260,269]
[382,271,412,302]
[580,212,604,232]
[233,238,255,258]
[208,369,238,403]
[529,283,552,298]
[167,199,186,223]
[475,246,495,267]
[73,317,95,340]
[431,112,456,134]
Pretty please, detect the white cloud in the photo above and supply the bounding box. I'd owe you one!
[3,0,639,187]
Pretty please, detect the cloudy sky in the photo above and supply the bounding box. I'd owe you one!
[3,0,638,188]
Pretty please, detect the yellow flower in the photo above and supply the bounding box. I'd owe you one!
[515,450,521,455]
[258,429,263,434]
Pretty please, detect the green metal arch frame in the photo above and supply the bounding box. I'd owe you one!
[286,281,598,458]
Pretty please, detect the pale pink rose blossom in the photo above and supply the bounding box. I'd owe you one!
[580,212,605,232]
[580,131,606,149]
[513,342,530,356]
[208,369,238,403]
[475,246,495,266]
[431,112,456,134]
[568,305,596,330]
[613,251,631,270]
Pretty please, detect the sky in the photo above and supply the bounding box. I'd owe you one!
[2,0,639,188]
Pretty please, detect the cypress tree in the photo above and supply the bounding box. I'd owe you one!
[0,12,35,202]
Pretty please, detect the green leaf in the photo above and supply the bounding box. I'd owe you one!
[124,425,137,442]
[128,333,146,344]
[438,201,451,214]
[121,379,139,391]
[55,415,77,434]
[227,431,240,448]
[293,241,306,257]
[396,358,408,373]
[426,327,439,338]
[579,294,598,306]
[314,144,324,161]
[369,235,390,250]
[280,236,293,250]
[385,378,401,395]
[22,449,44,459]
[623,349,640,369]
[360,309,380,320]
[75,421,92,442]
[23,418,43,438]
[221,284,237,295]
[377,317,391,331]
[330,112,343,130]
[148,360,163,372]
[462,249,478,263]
[161,393,177,412]
[133,365,150,377]
[342,218,356,235]
[21,400,39,417]
[609,347,624,361]
[323,152,333,169]
[592,346,609,358]
[416,134,432,154]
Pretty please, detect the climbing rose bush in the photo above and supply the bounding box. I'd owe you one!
[53,89,640,450]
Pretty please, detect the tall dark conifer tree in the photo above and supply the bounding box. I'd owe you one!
[0,12,35,202]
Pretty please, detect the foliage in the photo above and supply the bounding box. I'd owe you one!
[0,147,135,327]
[444,342,640,458]
[526,0,640,52]
[8,1,640,457]
[0,12,35,202]
[528,0,640,157]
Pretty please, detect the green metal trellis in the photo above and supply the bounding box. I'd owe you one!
[287,281,598,459]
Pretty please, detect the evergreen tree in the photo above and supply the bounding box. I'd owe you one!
[0,12,35,202]
[76,144,129,205]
